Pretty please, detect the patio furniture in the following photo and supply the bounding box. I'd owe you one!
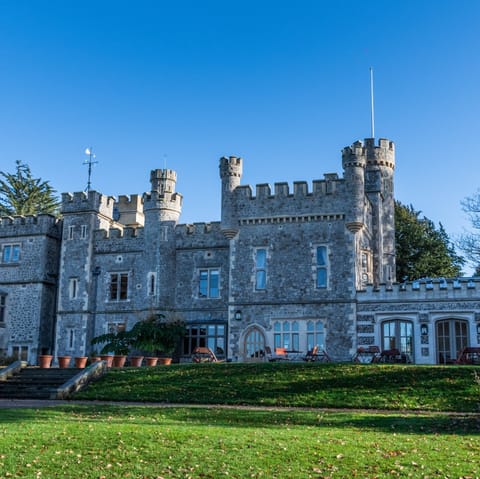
[303,346,331,362]
[353,345,380,363]
[192,347,221,363]
[455,347,480,364]
[265,346,289,361]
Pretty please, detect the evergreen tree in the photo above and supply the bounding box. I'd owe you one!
[458,191,480,273]
[395,201,464,281]
[0,161,60,216]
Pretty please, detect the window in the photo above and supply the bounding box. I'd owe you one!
[255,248,267,290]
[382,320,414,359]
[198,269,220,298]
[80,225,87,239]
[0,295,6,324]
[306,320,325,350]
[436,319,468,364]
[274,320,300,350]
[109,273,129,301]
[68,225,75,240]
[316,246,328,288]
[67,329,75,350]
[69,278,79,299]
[183,323,226,358]
[2,244,20,263]
[147,273,156,296]
[244,327,266,359]
[12,345,28,361]
[361,250,372,285]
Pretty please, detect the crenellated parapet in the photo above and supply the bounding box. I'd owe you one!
[115,195,144,227]
[61,191,115,219]
[0,214,61,237]
[359,278,480,300]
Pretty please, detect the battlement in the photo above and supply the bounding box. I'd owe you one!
[150,169,177,192]
[94,226,144,240]
[234,173,343,200]
[219,156,243,178]
[0,214,61,237]
[176,222,222,236]
[61,190,115,217]
[342,138,395,170]
[115,195,144,227]
[359,278,480,299]
[143,191,183,211]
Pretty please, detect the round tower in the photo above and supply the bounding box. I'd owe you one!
[143,169,183,223]
[342,140,366,233]
[364,138,396,284]
[219,156,242,239]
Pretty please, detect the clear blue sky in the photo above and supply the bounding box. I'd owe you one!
[1,1,479,270]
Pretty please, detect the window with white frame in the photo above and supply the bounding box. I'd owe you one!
[254,248,267,290]
[306,320,325,350]
[2,244,20,263]
[109,273,129,301]
[80,225,87,239]
[69,278,79,299]
[147,272,156,296]
[315,245,328,288]
[68,225,75,240]
[273,320,300,350]
[0,295,6,324]
[198,269,220,298]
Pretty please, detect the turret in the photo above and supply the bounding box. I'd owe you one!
[342,140,367,233]
[143,169,183,224]
[364,138,395,284]
[219,156,242,239]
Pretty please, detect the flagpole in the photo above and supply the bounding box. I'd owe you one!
[370,67,375,139]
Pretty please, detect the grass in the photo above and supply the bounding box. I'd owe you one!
[74,362,480,412]
[0,405,479,478]
[1,363,479,478]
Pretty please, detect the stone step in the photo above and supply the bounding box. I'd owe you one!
[0,367,84,399]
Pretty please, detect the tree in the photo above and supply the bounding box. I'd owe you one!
[458,191,480,272]
[395,201,464,281]
[0,160,60,216]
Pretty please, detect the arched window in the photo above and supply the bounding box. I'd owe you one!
[244,327,266,360]
[436,319,468,364]
[382,320,414,359]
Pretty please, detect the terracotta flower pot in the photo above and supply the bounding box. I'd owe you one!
[129,356,144,367]
[145,357,158,366]
[112,355,127,368]
[57,356,71,368]
[74,356,88,368]
[157,357,172,365]
[38,355,53,368]
[89,356,102,364]
[100,355,114,367]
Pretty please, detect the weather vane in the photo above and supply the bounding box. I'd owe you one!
[84,147,98,192]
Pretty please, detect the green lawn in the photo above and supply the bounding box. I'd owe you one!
[1,363,479,478]
[0,405,479,478]
[75,362,480,412]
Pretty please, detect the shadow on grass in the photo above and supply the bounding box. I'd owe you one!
[1,404,479,435]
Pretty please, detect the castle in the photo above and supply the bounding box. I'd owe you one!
[1,137,479,365]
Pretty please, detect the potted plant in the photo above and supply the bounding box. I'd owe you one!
[129,313,186,365]
[91,329,133,368]
[57,355,71,368]
[74,356,88,368]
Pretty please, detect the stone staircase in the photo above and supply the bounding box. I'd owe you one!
[0,362,108,399]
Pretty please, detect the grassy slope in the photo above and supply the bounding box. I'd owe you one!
[74,362,480,412]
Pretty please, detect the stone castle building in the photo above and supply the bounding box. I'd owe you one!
[1,137,479,364]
